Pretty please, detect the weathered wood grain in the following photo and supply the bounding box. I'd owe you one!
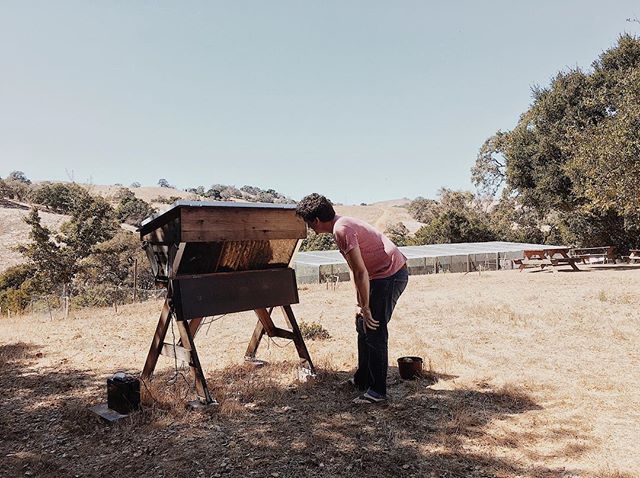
[180,207,306,242]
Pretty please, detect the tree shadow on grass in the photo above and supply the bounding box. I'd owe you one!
[120,364,594,478]
[0,347,618,478]
[0,342,102,477]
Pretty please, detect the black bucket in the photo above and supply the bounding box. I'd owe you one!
[397,356,424,380]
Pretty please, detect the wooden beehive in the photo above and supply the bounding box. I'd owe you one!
[140,201,306,317]
[138,201,312,405]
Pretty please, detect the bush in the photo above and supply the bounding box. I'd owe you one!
[0,282,36,312]
[116,191,156,227]
[0,263,34,291]
[413,210,495,245]
[29,182,92,215]
[1,179,32,201]
[0,264,38,312]
[240,185,261,195]
[0,178,8,198]
[152,195,182,205]
[407,197,440,223]
[219,186,242,200]
[299,231,337,251]
[299,321,331,340]
[73,230,155,306]
[385,222,411,246]
[7,171,31,184]
[186,186,206,196]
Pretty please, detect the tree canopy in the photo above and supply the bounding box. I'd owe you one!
[472,34,640,250]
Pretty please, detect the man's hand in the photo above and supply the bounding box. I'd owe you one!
[360,307,379,331]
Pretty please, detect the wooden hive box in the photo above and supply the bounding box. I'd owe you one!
[139,201,307,317]
[138,201,313,405]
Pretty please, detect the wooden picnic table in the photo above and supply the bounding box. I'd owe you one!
[571,246,617,264]
[628,249,640,263]
[515,248,581,272]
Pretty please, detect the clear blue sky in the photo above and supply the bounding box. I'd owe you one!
[1,1,638,204]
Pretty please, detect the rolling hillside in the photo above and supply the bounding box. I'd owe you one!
[0,185,423,274]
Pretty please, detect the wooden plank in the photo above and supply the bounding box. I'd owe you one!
[254,308,277,336]
[244,319,266,359]
[173,268,299,319]
[180,207,306,242]
[175,320,214,404]
[169,243,186,278]
[272,327,295,340]
[281,305,314,371]
[524,249,545,257]
[141,299,172,380]
[139,206,179,236]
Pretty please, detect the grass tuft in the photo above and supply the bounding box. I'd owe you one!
[298,320,331,340]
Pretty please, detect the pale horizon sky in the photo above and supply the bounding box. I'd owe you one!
[1,1,638,204]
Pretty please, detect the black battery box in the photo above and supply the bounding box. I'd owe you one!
[107,373,140,414]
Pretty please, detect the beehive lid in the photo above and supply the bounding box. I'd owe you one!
[139,200,305,243]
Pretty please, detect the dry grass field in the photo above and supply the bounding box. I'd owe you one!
[1,266,639,477]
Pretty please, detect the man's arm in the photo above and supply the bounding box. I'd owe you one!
[344,245,379,331]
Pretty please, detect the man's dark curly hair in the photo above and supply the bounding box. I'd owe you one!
[296,193,336,222]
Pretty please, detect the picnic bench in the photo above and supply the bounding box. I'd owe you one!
[513,248,581,272]
[626,249,640,263]
[571,246,617,264]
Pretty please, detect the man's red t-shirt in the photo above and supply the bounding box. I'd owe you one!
[332,215,406,279]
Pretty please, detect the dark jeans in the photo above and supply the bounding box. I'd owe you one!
[354,266,408,396]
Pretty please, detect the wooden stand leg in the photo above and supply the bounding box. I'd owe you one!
[281,305,315,372]
[175,319,215,405]
[244,320,266,360]
[142,298,172,380]
[243,306,315,372]
[141,300,215,405]
[176,316,204,347]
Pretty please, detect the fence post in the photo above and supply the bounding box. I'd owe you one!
[133,259,138,302]
[62,284,69,320]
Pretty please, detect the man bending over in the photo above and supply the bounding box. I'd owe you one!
[296,193,408,404]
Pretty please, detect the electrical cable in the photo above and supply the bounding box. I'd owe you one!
[267,335,293,349]
[194,314,228,336]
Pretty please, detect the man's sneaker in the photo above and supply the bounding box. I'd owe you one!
[353,390,387,404]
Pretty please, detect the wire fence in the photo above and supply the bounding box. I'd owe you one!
[0,286,167,320]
